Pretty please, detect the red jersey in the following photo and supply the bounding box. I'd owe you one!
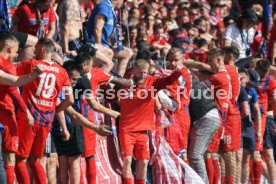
[0,56,17,112]
[186,49,208,63]
[16,59,71,127]
[203,70,230,120]
[86,67,113,95]
[14,4,56,36]
[257,75,276,115]
[119,69,186,132]
[225,65,240,115]
[167,67,192,107]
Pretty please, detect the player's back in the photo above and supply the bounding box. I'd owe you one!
[16,59,71,126]
[226,65,240,114]
[203,70,230,112]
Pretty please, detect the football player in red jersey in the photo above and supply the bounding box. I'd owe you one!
[254,59,276,184]
[220,46,241,184]
[183,48,231,184]
[166,48,192,162]
[119,59,191,184]
[15,38,74,184]
[0,34,38,184]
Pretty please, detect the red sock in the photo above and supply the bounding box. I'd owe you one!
[80,164,85,184]
[253,161,262,184]
[5,165,15,184]
[221,176,225,184]
[249,159,255,184]
[225,176,234,184]
[29,160,46,184]
[86,159,96,184]
[213,159,220,184]
[136,179,145,184]
[205,158,214,184]
[184,159,189,165]
[123,178,133,184]
[15,161,30,184]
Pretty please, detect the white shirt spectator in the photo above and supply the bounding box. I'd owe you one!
[224,23,255,59]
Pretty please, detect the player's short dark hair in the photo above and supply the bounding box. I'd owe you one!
[256,59,270,74]
[136,49,151,61]
[37,38,55,54]
[223,46,240,59]
[194,38,208,48]
[75,53,92,65]
[63,61,82,75]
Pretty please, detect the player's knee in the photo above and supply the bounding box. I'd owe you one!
[264,149,274,161]
[137,159,148,168]
[123,157,132,168]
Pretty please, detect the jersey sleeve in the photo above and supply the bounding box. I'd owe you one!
[267,77,276,96]
[94,3,110,20]
[49,8,56,23]
[95,68,113,84]
[250,88,258,104]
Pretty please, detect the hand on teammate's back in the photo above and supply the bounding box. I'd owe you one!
[33,65,44,75]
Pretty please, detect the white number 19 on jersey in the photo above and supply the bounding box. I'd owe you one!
[36,73,57,99]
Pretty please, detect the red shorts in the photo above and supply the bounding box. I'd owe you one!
[82,127,96,158]
[119,131,150,160]
[176,108,190,150]
[0,110,18,152]
[207,123,223,153]
[255,115,267,151]
[222,113,241,151]
[16,113,50,158]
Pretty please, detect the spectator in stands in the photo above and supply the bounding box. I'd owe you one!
[224,8,258,59]
[13,0,56,39]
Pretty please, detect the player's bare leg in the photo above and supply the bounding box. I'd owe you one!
[68,155,81,184]
[220,154,226,184]
[136,159,149,184]
[235,149,243,183]
[58,156,69,184]
[223,151,236,184]
[241,149,251,184]
[263,148,276,183]
[122,156,134,183]
[47,153,58,184]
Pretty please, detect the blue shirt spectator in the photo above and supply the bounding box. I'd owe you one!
[87,0,117,48]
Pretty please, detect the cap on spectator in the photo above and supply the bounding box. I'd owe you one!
[174,32,190,43]
[248,69,260,87]
[242,8,258,24]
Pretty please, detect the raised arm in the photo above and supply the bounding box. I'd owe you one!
[0,67,41,86]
